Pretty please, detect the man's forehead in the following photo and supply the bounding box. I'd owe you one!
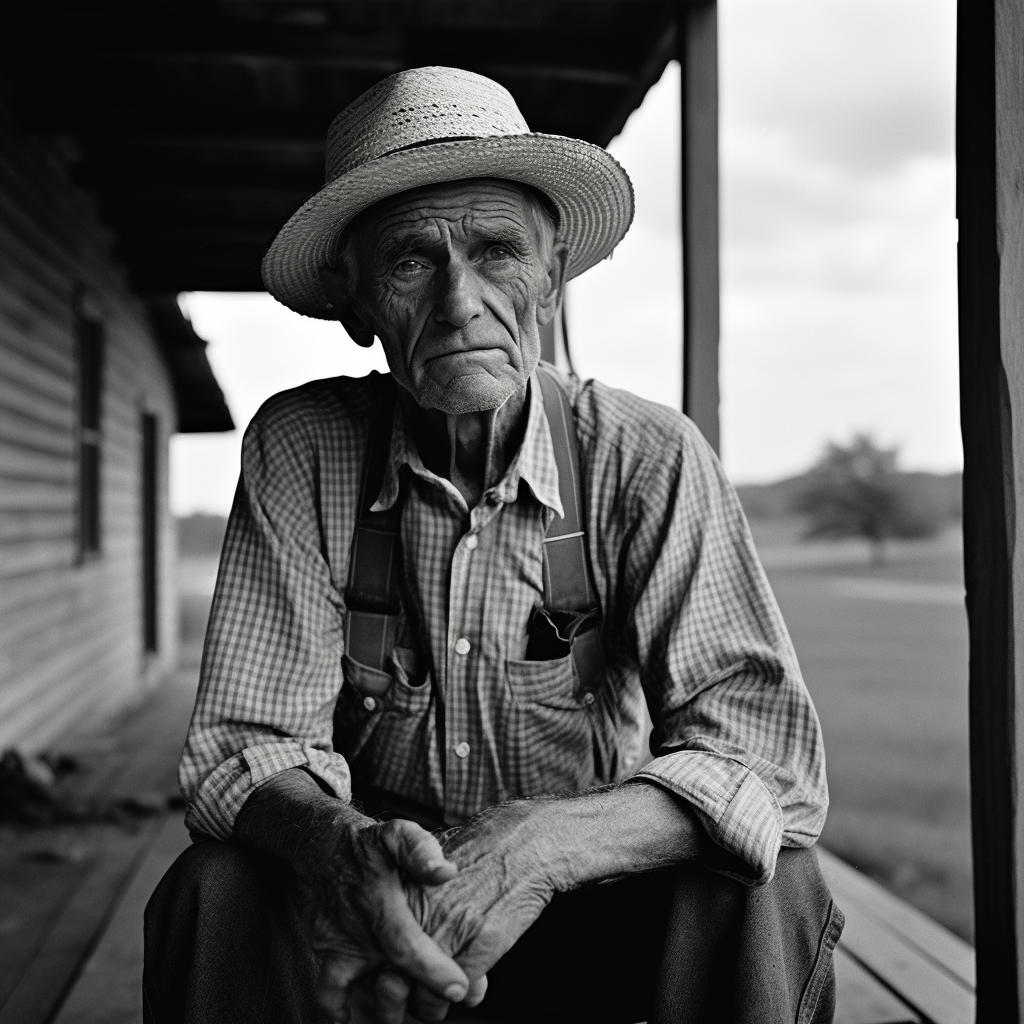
[359,179,537,237]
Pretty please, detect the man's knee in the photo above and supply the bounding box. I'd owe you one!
[654,850,841,1023]
[149,840,263,916]
[144,841,318,1024]
[145,842,252,1024]
[145,838,296,961]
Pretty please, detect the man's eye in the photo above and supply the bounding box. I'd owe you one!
[484,244,516,261]
[394,259,427,275]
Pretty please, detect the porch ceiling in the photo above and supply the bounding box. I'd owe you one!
[2,1,677,294]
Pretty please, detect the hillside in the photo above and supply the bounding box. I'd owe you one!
[735,470,962,523]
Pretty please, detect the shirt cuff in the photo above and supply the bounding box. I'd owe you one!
[184,741,352,841]
[628,749,784,885]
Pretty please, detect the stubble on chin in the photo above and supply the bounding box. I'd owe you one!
[415,369,521,415]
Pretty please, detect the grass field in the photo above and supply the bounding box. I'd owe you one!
[748,518,973,941]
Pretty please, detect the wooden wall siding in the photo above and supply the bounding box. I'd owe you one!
[0,114,179,753]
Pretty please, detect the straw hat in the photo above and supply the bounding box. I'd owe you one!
[261,66,635,318]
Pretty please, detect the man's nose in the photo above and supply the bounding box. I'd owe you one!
[433,256,484,328]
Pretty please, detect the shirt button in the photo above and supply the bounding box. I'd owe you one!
[362,696,377,712]
[465,534,479,551]
[454,637,471,656]
[581,692,596,707]
[454,741,471,758]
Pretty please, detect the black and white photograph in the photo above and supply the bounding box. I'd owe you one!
[0,2,1012,1022]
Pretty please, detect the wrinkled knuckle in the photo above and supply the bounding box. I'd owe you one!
[405,888,428,927]
[397,818,430,851]
[366,902,396,941]
[377,819,408,857]
[377,970,409,1002]
[377,917,414,962]
[392,820,418,848]
[306,915,343,953]
[414,991,451,1022]
[476,920,500,949]
[450,906,482,950]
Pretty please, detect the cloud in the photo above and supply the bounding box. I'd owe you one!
[722,0,956,172]
[724,139,956,294]
[716,0,959,481]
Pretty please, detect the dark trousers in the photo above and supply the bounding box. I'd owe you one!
[144,841,843,1024]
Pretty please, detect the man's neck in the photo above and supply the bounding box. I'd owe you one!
[401,384,529,508]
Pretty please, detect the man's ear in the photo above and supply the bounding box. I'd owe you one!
[536,242,569,326]
[318,265,376,348]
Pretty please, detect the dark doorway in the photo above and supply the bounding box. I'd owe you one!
[142,413,158,653]
[75,314,103,559]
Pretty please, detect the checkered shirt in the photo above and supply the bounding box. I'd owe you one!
[180,366,828,884]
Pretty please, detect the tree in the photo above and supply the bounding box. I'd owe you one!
[793,434,942,563]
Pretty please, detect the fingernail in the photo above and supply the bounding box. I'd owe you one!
[444,984,466,1002]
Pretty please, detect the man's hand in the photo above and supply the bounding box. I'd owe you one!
[237,771,709,1024]
[388,784,713,1022]
[235,769,470,1024]
[377,801,559,1022]
[303,816,478,1023]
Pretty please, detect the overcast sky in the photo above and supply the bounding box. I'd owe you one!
[171,0,959,515]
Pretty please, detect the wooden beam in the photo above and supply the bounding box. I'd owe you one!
[678,1,720,453]
[96,184,310,216]
[5,3,666,64]
[482,62,633,87]
[126,51,634,87]
[957,0,1024,1019]
[127,266,265,294]
[594,18,677,146]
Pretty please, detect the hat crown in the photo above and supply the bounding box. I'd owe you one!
[325,66,530,181]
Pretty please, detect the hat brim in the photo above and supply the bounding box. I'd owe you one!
[260,134,635,319]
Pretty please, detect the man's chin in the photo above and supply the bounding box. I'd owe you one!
[418,369,523,415]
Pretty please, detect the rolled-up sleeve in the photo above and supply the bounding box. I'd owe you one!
[611,412,827,885]
[179,394,353,841]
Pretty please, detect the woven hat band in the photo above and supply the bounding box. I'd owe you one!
[326,66,530,181]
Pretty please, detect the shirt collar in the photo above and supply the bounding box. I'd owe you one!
[371,373,564,518]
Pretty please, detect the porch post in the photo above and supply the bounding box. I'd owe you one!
[957,0,1024,1018]
[678,0,720,453]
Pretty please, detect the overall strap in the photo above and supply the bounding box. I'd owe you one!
[535,364,596,612]
[344,375,401,672]
[534,363,606,694]
[345,366,605,693]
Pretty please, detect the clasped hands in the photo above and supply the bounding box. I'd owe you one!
[305,800,559,1024]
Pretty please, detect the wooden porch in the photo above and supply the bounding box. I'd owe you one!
[0,663,976,1024]
[0,0,1017,1019]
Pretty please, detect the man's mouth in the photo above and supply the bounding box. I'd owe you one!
[422,345,508,367]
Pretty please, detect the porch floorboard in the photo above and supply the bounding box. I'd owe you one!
[0,669,977,1024]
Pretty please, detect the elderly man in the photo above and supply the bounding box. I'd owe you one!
[145,67,841,1024]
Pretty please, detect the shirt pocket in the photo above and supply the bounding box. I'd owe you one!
[387,647,432,715]
[503,654,597,796]
[334,647,431,759]
[506,653,586,710]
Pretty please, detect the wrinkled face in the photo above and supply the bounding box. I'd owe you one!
[343,179,565,415]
